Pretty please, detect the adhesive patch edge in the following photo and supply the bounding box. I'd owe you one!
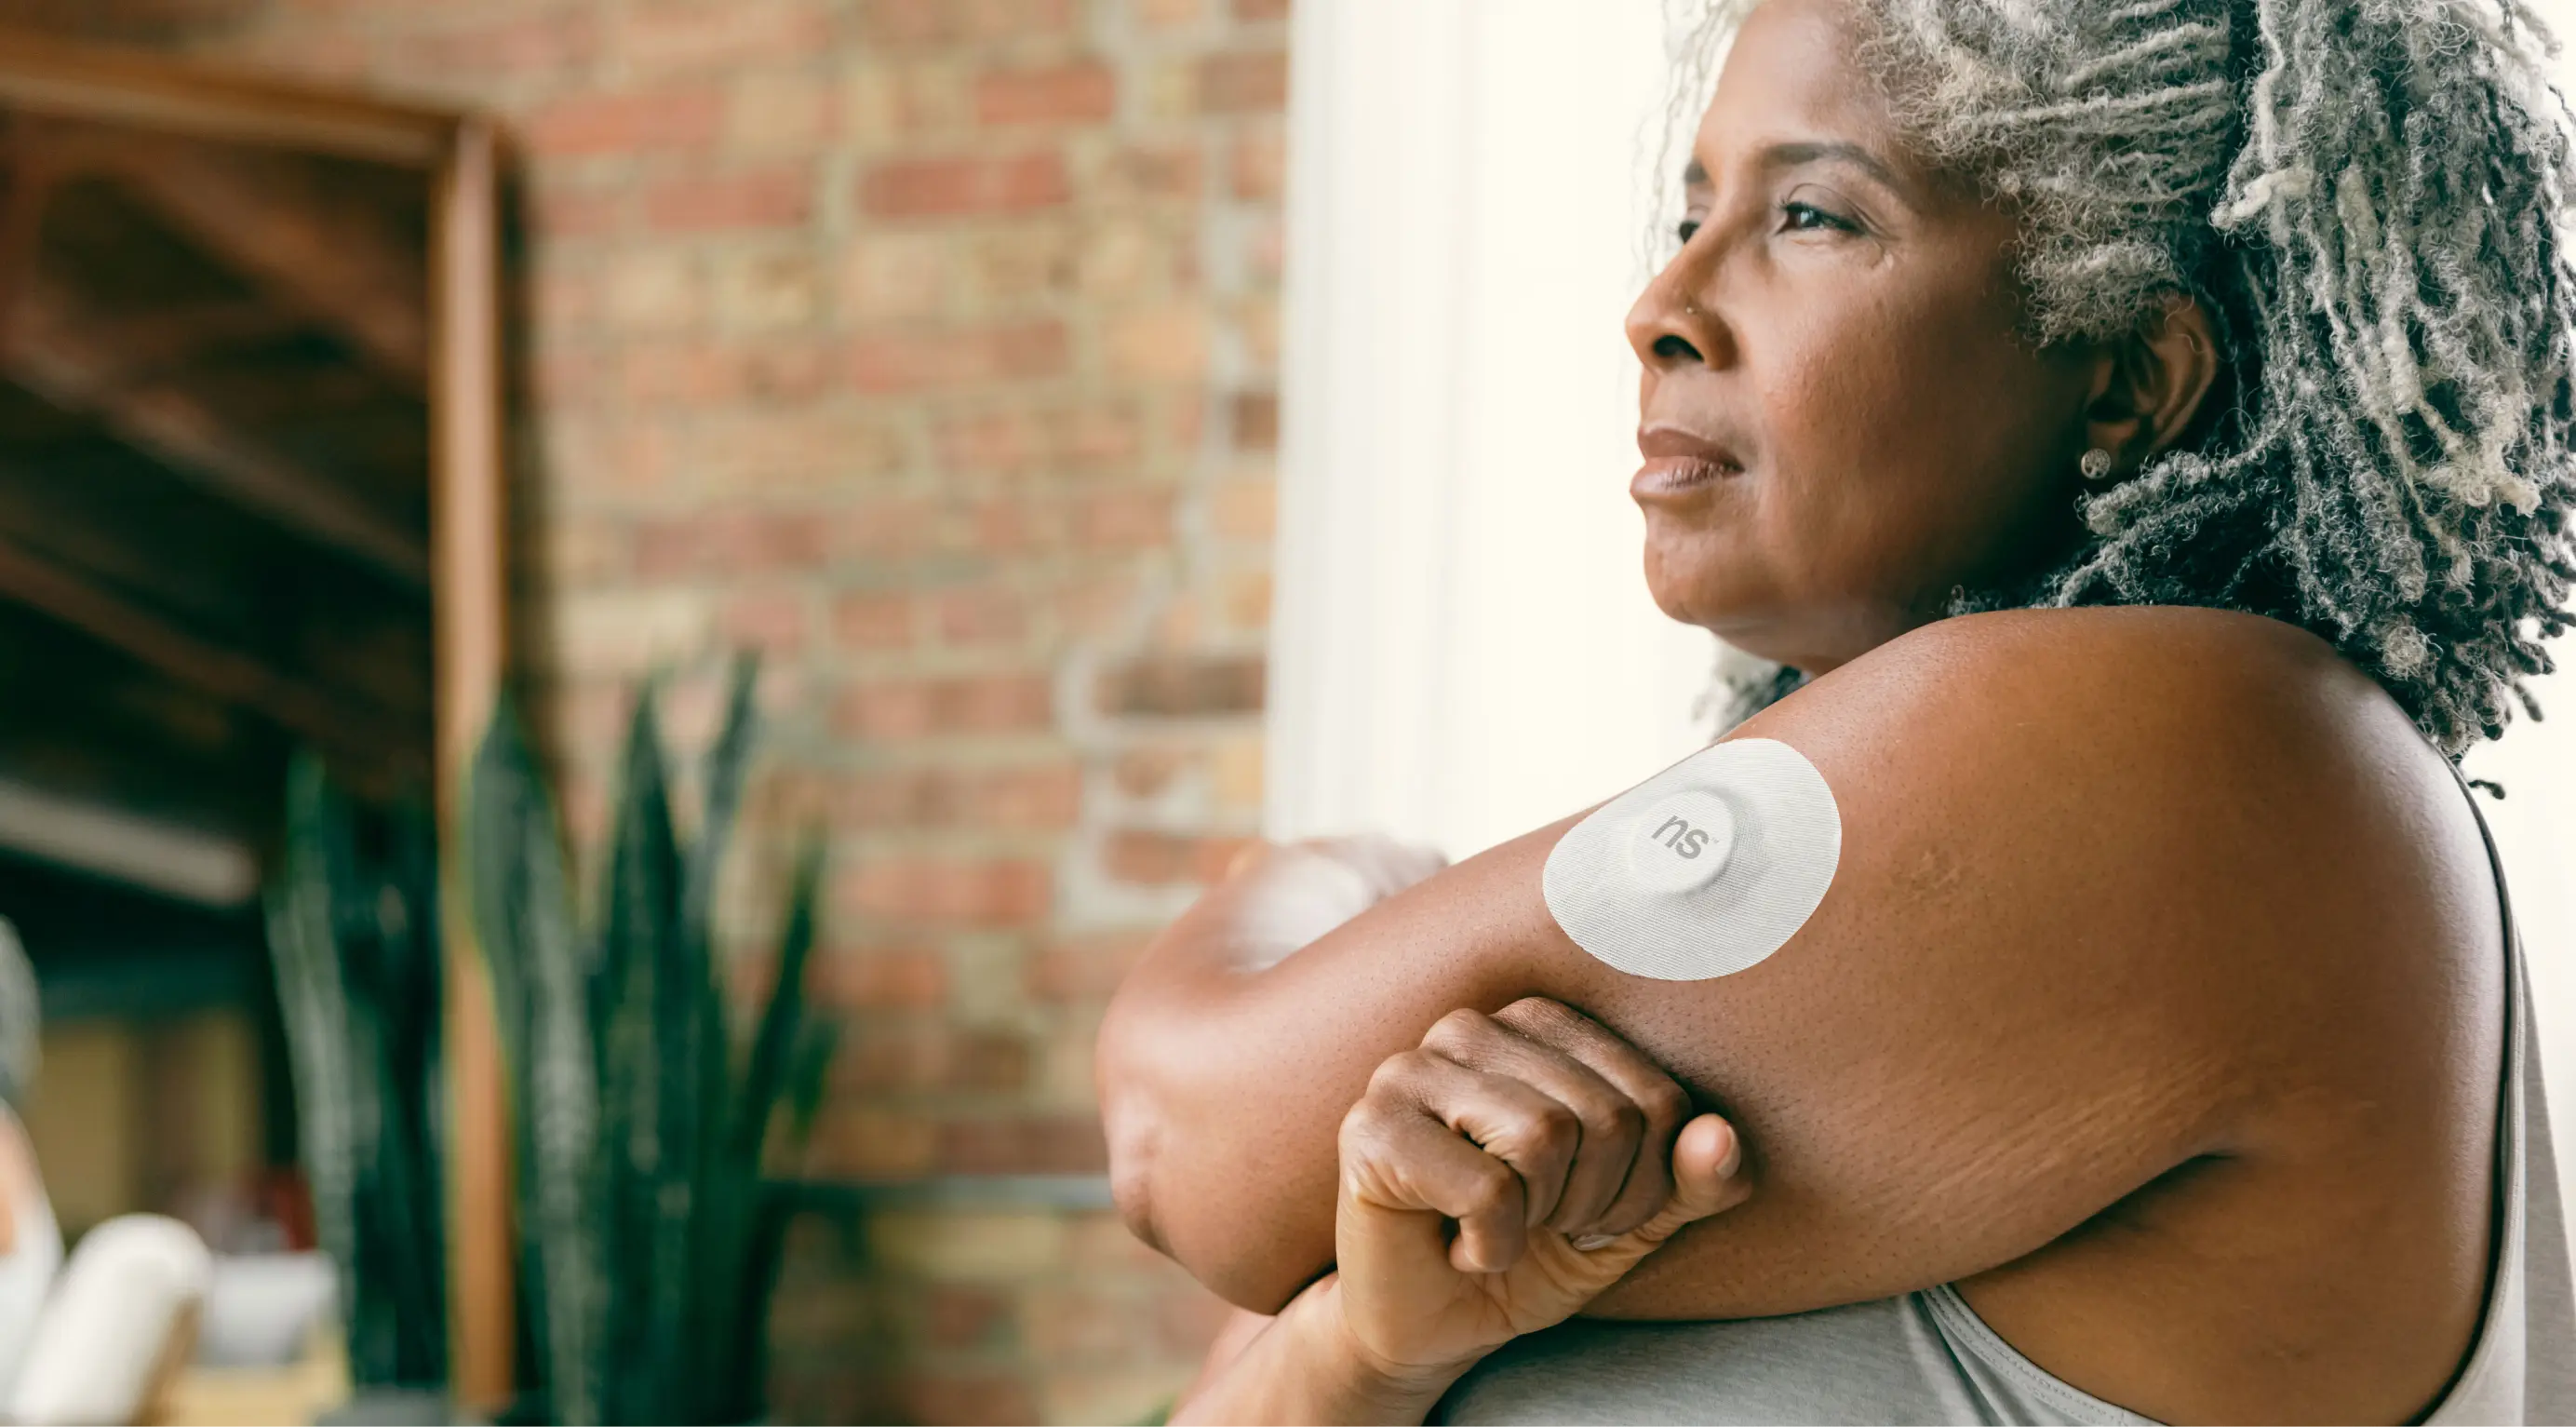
[1543,738,1841,981]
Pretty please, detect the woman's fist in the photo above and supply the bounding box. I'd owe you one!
[1329,998,1751,1380]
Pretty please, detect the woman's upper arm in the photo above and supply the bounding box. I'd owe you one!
[1102,610,2427,1317]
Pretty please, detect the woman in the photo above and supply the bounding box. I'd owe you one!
[1100,0,2576,1421]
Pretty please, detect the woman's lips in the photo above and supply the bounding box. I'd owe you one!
[1632,426,1748,499]
[1632,454,1743,498]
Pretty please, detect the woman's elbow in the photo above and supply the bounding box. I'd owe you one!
[1098,993,1214,1270]
[1097,1009,1316,1313]
[1101,1056,1170,1254]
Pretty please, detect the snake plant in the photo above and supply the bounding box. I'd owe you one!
[469,657,832,1425]
[266,759,450,1391]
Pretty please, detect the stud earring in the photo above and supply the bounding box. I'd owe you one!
[2079,447,2115,481]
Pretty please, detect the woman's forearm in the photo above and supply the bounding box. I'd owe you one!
[1097,830,1576,1309]
[1170,1280,1464,1426]
[1095,867,1360,1307]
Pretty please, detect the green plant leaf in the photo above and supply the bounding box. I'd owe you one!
[469,693,603,1424]
[268,756,364,1378]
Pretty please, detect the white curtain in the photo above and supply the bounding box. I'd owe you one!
[1270,0,2576,1191]
[1267,0,1706,860]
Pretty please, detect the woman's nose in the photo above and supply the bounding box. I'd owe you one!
[1627,248,1734,373]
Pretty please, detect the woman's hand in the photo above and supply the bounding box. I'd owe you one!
[1332,998,1750,1380]
[1173,998,1748,1423]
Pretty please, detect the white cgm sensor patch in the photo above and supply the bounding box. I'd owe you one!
[1544,738,1841,981]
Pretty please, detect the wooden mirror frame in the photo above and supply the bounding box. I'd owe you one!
[0,29,515,1410]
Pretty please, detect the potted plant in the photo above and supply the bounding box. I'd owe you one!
[467,657,831,1426]
[267,761,449,1408]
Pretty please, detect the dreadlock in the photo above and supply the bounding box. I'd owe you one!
[1675,0,2576,752]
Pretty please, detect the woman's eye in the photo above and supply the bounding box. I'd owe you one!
[1677,218,1704,245]
[1780,201,1856,235]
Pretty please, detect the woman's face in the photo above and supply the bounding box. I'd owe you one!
[1630,0,2097,673]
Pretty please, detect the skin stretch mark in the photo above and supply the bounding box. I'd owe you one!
[1543,738,1842,981]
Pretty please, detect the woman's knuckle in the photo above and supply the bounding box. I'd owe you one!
[1425,1006,1492,1051]
[1640,1080,1693,1127]
[1530,1100,1580,1151]
[1365,1049,1427,1099]
[1495,996,1571,1039]
[1339,1094,1387,1143]
[1461,1161,1516,1215]
[1594,1096,1646,1140]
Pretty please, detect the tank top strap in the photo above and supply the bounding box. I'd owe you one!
[2418,756,2576,1422]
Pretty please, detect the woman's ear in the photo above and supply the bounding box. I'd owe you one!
[2081,295,2220,473]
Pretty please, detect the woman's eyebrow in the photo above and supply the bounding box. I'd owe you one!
[1684,141,1916,201]
[1759,139,1912,196]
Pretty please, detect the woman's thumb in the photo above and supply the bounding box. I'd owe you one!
[1638,1114,1749,1239]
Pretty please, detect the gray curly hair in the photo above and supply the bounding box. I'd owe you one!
[1676,0,2576,752]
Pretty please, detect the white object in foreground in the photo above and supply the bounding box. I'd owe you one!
[8,1215,211,1426]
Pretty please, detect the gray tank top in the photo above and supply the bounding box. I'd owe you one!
[1439,772,2576,1424]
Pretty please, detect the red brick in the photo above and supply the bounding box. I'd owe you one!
[892,1373,1040,1427]
[861,153,1072,218]
[827,497,945,559]
[1080,489,1175,548]
[834,592,918,651]
[936,1114,1107,1173]
[841,762,1081,832]
[527,178,625,241]
[1232,122,1286,200]
[849,320,1069,393]
[619,0,835,75]
[410,11,598,74]
[679,407,908,488]
[1223,568,1275,631]
[835,672,1053,739]
[1103,829,1256,886]
[1233,391,1279,451]
[1108,139,1206,202]
[959,490,1169,556]
[633,509,833,578]
[932,398,1145,477]
[925,1286,1014,1351]
[859,0,1079,49]
[835,1022,1031,1094]
[765,1274,871,1349]
[528,88,724,155]
[729,73,837,149]
[643,167,813,233]
[976,61,1116,128]
[838,857,1054,926]
[1210,478,1273,541]
[804,1105,939,1178]
[719,589,810,653]
[622,339,840,404]
[1094,654,1266,716]
[1198,49,1289,114]
[930,586,1031,646]
[814,947,949,1009]
[1244,214,1287,287]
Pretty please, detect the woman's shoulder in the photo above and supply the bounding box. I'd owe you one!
[1754,605,2457,832]
[1732,603,2497,1026]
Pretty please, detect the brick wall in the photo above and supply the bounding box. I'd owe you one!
[32,0,1288,1420]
